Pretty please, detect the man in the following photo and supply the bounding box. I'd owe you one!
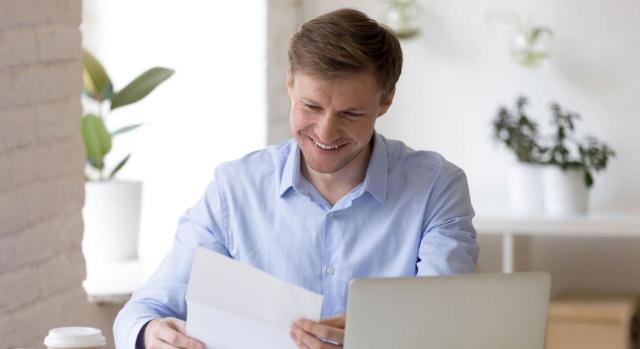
[114,8,478,349]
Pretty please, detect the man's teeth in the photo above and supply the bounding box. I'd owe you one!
[313,140,342,150]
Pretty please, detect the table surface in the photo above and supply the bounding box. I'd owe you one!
[83,258,161,304]
[474,212,640,236]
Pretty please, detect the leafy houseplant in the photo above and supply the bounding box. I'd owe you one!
[81,50,174,264]
[492,96,545,164]
[489,12,554,68]
[493,96,615,188]
[82,50,174,180]
[493,96,616,215]
[492,96,547,214]
[545,103,615,188]
[386,0,421,39]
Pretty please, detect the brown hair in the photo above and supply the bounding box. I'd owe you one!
[288,8,403,99]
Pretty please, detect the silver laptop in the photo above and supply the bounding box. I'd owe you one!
[344,272,551,349]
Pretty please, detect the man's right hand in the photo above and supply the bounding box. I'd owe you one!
[144,317,205,349]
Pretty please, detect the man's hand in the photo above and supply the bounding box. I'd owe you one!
[290,314,346,348]
[144,317,205,349]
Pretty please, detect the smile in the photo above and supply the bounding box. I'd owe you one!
[310,137,346,150]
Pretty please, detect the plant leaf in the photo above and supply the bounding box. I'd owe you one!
[529,26,553,43]
[110,67,174,110]
[82,50,113,101]
[584,170,594,188]
[109,154,131,179]
[81,114,112,170]
[111,123,144,137]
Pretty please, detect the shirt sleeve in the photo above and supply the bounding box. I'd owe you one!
[417,167,479,276]
[113,170,232,349]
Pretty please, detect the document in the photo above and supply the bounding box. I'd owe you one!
[185,247,324,349]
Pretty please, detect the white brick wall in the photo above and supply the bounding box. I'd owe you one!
[0,0,114,347]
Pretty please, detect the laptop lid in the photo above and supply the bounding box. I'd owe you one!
[344,272,551,349]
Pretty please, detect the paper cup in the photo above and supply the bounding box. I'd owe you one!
[44,327,106,349]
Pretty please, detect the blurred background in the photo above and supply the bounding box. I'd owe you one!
[2,0,639,348]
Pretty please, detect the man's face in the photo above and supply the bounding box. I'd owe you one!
[288,71,393,175]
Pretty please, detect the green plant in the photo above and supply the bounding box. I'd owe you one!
[82,50,174,181]
[492,96,545,163]
[545,103,615,188]
[489,12,553,68]
[386,0,421,39]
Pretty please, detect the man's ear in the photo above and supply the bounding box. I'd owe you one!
[377,88,396,117]
[287,72,294,97]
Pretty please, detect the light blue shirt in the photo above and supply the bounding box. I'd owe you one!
[114,133,479,348]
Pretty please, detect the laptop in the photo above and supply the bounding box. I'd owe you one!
[343,272,551,349]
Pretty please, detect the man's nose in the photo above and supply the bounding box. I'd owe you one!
[316,114,341,143]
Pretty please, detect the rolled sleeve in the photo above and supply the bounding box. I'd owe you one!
[417,168,479,276]
[113,172,231,348]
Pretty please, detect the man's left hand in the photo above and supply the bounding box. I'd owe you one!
[290,314,346,348]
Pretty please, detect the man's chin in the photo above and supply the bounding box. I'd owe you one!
[304,155,355,174]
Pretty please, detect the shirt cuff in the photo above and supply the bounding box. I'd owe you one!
[126,317,155,349]
[135,320,152,349]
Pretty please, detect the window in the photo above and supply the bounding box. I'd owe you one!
[81,1,267,259]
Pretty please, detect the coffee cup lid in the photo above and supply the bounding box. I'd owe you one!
[44,327,106,348]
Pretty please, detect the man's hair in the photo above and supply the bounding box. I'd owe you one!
[288,8,403,99]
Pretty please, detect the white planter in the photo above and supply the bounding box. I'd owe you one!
[508,163,545,215]
[82,180,142,263]
[543,167,589,215]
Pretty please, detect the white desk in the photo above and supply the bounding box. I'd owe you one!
[83,258,161,304]
[474,213,640,273]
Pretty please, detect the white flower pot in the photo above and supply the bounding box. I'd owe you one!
[508,163,545,215]
[82,180,142,263]
[543,167,589,215]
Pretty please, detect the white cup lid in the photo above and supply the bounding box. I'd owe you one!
[44,327,106,348]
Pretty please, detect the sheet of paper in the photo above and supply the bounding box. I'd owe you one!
[185,247,324,349]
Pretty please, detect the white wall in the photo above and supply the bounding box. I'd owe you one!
[283,0,640,294]
[82,1,267,258]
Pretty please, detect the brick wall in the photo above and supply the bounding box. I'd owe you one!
[0,1,119,348]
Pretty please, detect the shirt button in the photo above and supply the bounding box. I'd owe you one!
[326,265,335,275]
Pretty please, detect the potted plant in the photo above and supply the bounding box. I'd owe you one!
[385,0,421,39]
[492,96,546,214]
[81,49,174,263]
[542,103,615,215]
[489,12,554,69]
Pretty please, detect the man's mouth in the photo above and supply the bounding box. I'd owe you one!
[307,136,346,151]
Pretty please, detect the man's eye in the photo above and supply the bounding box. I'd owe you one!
[343,112,363,117]
[304,104,320,110]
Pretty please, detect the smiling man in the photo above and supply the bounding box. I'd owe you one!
[114,8,478,349]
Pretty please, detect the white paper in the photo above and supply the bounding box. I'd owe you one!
[185,247,324,349]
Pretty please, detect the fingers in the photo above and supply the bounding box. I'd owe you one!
[319,314,346,328]
[290,319,344,349]
[146,317,205,349]
[297,319,344,342]
[156,327,200,349]
[149,338,181,349]
[290,325,343,349]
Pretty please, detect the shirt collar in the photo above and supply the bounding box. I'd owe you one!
[278,132,388,204]
[278,141,304,197]
[362,132,388,204]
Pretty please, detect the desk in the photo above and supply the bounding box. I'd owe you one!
[474,213,640,273]
[83,258,161,304]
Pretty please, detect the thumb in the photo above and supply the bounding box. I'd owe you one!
[167,317,188,333]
